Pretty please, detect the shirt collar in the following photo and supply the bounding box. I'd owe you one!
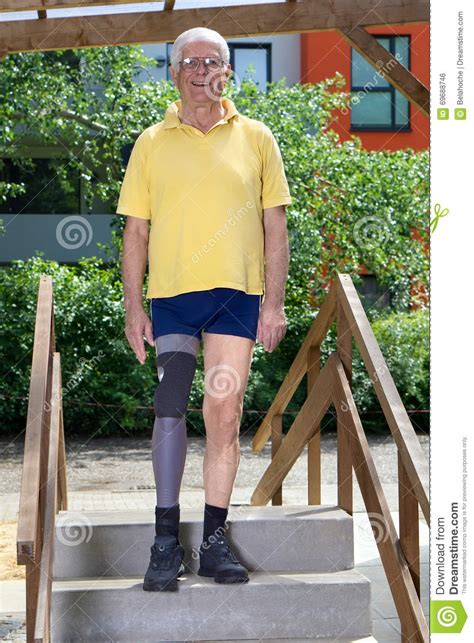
[163,97,239,130]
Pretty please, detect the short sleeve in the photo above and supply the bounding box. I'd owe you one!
[116,132,151,220]
[260,125,292,210]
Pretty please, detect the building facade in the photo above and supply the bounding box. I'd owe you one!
[301,24,429,151]
[1,26,429,278]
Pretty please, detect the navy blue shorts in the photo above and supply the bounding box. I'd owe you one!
[150,288,262,341]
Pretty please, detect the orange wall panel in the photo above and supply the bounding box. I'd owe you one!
[301,24,429,151]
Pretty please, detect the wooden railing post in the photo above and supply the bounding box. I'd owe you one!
[252,282,337,454]
[25,528,41,643]
[336,296,353,515]
[336,273,429,522]
[250,272,429,643]
[24,292,55,642]
[57,397,68,511]
[16,276,68,643]
[251,356,334,506]
[35,352,63,642]
[332,355,428,642]
[399,451,421,641]
[307,344,321,505]
[271,414,283,505]
[399,452,421,595]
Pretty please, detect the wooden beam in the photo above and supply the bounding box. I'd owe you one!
[16,276,54,565]
[0,0,155,10]
[57,393,68,510]
[0,0,430,55]
[271,414,283,505]
[251,353,334,506]
[34,352,62,642]
[336,294,353,515]
[307,344,321,505]
[252,279,336,453]
[336,274,429,524]
[331,354,429,642]
[399,451,420,597]
[339,24,429,117]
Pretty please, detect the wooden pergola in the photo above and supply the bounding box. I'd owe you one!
[0,0,429,116]
[7,4,430,642]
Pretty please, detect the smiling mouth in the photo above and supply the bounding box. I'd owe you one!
[191,82,208,86]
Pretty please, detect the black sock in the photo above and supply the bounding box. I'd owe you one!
[155,504,180,539]
[203,502,228,544]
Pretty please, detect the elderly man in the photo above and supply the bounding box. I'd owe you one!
[117,26,292,592]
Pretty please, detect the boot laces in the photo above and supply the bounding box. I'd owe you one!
[214,538,240,565]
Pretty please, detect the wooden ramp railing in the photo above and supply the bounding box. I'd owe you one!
[251,272,429,643]
[16,275,67,643]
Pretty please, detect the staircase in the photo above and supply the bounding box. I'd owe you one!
[51,504,374,641]
[17,273,428,641]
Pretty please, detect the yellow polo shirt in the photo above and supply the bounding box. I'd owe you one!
[116,97,292,299]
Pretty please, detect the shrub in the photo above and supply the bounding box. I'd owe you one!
[0,258,428,436]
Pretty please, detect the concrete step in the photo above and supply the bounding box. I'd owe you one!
[53,504,355,579]
[51,569,372,641]
[206,639,377,643]
[213,639,377,643]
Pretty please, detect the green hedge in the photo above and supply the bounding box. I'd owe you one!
[0,257,428,436]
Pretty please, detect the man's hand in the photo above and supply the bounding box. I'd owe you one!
[125,306,154,365]
[122,216,151,364]
[256,302,287,353]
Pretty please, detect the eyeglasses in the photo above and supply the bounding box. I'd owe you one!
[178,57,225,72]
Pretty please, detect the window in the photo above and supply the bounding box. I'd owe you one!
[165,42,272,89]
[356,274,394,311]
[229,43,271,89]
[350,35,410,131]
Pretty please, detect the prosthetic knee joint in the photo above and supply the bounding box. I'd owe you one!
[153,334,200,418]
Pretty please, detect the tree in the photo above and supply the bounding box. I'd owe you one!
[1,45,429,316]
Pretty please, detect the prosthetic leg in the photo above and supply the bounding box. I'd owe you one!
[143,333,200,592]
[152,332,200,507]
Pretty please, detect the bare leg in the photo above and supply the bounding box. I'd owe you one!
[201,332,255,508]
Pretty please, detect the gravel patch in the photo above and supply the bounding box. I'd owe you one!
[0,430,429,494]
[0,614,26,641]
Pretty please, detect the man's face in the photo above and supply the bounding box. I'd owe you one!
[170,40,231,103]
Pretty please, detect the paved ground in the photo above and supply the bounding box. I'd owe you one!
[0,431,430,642]
[0,431,429,503]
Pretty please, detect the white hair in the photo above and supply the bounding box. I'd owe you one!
[170,27,230,71]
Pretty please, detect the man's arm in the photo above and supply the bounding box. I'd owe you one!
[256,205,289,352]
[122,215,154,364]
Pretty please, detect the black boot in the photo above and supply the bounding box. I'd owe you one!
[143,505,185,592]
[198,534,249,584]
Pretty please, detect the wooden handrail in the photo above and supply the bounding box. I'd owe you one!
[336,291,353,514]
[251,279,337,453]
[34,352,62,642]
[17,276,54,565]
[251,353,335,505]
[331,354,428,642]
[307,344,321,504]
[250,271,429,642]
[336,273,429,522]
[16,276,67,643]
